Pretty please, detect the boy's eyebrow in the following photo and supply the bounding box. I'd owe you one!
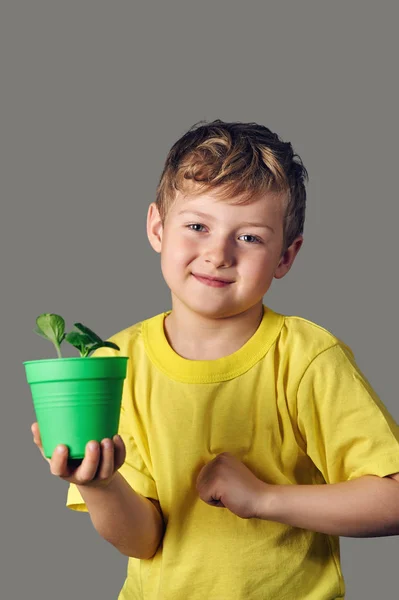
[177,210,275,233]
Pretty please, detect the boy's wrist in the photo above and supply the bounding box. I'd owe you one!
[254,481,281,521]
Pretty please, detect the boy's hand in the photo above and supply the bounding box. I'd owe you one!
[31,422,126,489]
[196,452,269,519]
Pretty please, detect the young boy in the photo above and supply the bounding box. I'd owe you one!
[32,119,399,599]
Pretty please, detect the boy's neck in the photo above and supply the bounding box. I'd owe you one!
[163,301,264,360]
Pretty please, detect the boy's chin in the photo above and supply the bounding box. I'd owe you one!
[178,299,254,320]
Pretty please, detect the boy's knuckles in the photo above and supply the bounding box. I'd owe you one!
[74,466,99,484]
[74,476,92,485]
[97,472,112,483]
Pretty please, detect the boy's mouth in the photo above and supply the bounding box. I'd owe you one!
[192,273,234,287]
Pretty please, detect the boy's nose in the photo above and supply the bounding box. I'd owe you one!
[204,238,235,268]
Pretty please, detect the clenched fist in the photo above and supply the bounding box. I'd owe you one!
[196,452,270,519]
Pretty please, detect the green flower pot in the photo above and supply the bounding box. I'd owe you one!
[24,356,128,459]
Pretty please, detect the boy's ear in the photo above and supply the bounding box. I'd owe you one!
[274,235,303,279]
[147,202,163,253]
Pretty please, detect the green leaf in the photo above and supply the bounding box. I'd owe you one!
[69,322,120,356]
[35,314,65,358]
[73,322,103,344]
[33,327,50,340]
[65,331,93,357]
[36,314,65,342]
[102,341,120,351]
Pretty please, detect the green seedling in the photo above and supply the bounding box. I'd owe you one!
[34,313,120,358]
[34,314,66,358]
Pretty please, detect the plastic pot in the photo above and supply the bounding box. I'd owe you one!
[24,356,128,459]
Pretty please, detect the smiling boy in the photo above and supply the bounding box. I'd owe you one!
[33,120,399,599]
[150,186,300,360]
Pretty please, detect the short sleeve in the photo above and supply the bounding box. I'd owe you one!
[297,344,399,483]
[66,345,157,511]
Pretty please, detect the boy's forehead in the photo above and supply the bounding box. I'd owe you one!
[169,189,287,219]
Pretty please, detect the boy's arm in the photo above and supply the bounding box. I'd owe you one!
[258,473,399,538]
[32,423,164,559]
[196,452,399,538]
[77,473,164,559]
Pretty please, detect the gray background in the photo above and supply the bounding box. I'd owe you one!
[1,2,398,598]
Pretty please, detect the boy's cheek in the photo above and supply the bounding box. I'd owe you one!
[162,241,198,269]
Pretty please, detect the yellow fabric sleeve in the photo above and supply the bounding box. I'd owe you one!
[297,343,399,483]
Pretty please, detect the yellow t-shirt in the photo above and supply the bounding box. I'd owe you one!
[67,305,399,600]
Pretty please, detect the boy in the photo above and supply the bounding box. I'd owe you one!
[32,119,399,599]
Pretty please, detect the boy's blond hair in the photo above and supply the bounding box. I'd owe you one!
[155,119,308,253]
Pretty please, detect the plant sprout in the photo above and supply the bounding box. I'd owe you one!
[34,313,120,358]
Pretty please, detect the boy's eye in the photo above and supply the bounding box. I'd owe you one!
[187,223,206,232]
[239,234,261,244]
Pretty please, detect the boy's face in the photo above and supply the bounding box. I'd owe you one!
[147,189,302,319]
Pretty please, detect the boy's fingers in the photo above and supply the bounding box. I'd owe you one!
[33,427,123,484]
[32,422,49,462]
[96,439,115,480]
[49,445,70,476]
[31,422,41,446]
[72,441,101,483]
[113,435,126,471]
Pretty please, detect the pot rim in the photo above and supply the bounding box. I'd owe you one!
[23,356,129,366]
